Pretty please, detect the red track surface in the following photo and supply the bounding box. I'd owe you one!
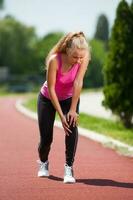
[0,96,133,200]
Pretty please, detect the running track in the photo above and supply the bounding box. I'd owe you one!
[0,96,133,200]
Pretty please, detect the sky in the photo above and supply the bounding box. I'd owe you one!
[1,0,132,39]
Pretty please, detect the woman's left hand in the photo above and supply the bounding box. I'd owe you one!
[66,110,79,127]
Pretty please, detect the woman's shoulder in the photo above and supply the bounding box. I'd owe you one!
[49,53,58,62]
[47,53,59,70]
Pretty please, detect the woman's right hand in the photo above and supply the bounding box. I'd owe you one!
[60,115,72,136]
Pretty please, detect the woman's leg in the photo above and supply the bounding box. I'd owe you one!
[60,98,80,167]
[37,93,56,162]
[65,124,78,167]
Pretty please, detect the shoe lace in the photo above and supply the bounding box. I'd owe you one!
[37,160,48,170]
[65,165,73,177]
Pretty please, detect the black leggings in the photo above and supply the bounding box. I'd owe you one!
[37,92,79,167]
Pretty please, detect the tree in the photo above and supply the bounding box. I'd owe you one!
[130,1,133,48]
[35,32,64,74]
[0,16,38,75]
[102,0,133,128]
[94,14,109,42]
[83,39,107,88]
[0,0,4,9]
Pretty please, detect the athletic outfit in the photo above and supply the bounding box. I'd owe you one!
[37,53,80,167]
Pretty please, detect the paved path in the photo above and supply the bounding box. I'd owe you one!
[0,96,133,200]
[80,92,114,120]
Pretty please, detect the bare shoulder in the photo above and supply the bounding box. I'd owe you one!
[47,54,58,81]
[48,54,58,71]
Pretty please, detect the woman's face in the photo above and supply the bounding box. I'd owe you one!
[67,48,87,65]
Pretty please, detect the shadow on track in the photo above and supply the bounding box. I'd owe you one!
[48,176,133,189]
[77,178,133,188]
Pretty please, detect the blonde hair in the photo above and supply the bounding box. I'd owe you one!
[45,31,90,68]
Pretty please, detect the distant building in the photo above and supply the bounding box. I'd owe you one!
[0,67,9,82]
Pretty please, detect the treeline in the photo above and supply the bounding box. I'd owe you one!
[0,15,108,88]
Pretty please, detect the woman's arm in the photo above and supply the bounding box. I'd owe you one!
[47,57,71,135]
[67,52,90,126]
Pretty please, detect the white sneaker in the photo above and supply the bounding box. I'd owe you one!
[37,160,49,177]
[63,164,76,183]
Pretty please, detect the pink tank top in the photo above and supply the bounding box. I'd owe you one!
[41,53,80,100]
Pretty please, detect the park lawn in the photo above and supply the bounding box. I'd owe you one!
[23,95,133,146]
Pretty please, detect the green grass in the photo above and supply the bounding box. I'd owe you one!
[0,85,9,96]
[0,85,39,98]
[79,113,133,146]
[0,85,26,96]
[24,95,38,112]
[24,95,133,146]
[82,87,103,93]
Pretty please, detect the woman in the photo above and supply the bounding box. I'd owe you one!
[37,31,91,183]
